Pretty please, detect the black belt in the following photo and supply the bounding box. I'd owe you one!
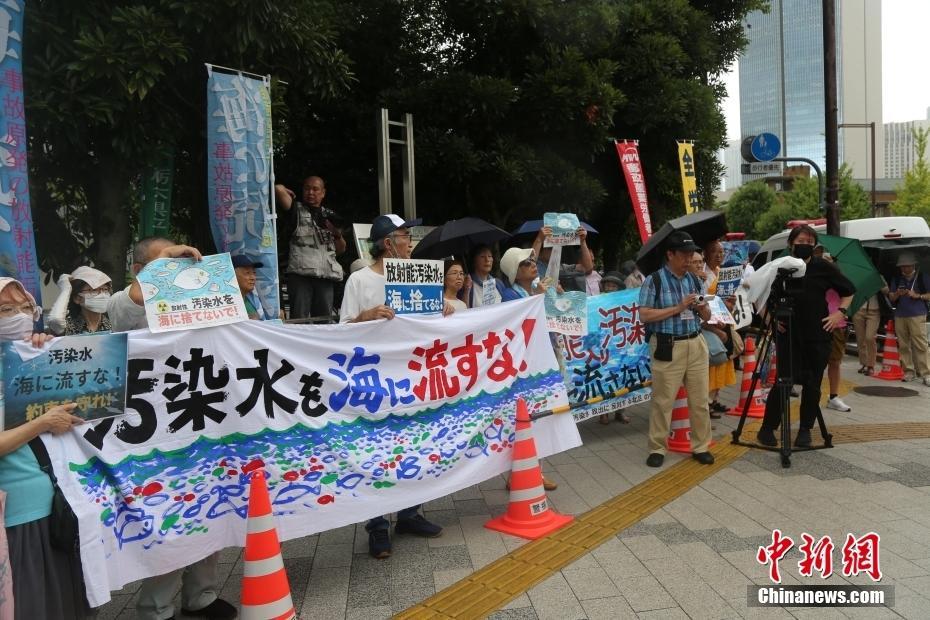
[654,331,701,341]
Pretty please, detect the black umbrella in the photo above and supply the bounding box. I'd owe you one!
[635,211,728,275]
[411,217,511,259]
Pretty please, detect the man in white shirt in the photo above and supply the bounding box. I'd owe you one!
[107,237,236,620]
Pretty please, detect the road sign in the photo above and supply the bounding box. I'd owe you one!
[748,162,782,174]
[750,133,781,162]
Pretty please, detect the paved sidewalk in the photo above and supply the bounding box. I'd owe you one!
[98,358,930,619]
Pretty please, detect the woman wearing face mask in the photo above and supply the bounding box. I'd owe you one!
[46,266,112,336]
[0,277,88,619]
[755,225,855,449]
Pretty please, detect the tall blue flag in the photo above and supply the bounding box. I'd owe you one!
[206,69,279,318]
[0,1,42,306]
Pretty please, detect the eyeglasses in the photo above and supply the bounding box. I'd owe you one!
[446,270,465,277]
[0,302,40,319]
[390,232,412,240]
[519,259,535,268]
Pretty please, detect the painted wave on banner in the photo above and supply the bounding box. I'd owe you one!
[72,372,560,549]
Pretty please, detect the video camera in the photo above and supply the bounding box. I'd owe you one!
[311,206,344,228]
[768,267,804,310]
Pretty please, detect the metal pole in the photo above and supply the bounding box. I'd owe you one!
[377,108,391,215]
[870,121,876,215]
[402,113,416,221]
[822,0,840,235]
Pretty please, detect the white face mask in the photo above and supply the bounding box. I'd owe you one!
[82,292,111,313]
[0,313,34,342]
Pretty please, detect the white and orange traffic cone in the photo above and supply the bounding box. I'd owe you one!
[485,398,573,540]
[729,336,766,418]
[240,470,297,620]
[875,320,905,381]
[667,386,714,454]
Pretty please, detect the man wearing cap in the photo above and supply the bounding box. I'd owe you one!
[339,214,446,558]
[889,253,930,385]
[275,176,346,320]
[638,231,714,468]
[107,236,237,620]
[232,254,272,320]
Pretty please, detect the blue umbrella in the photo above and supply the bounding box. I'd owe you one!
[511,219,599,236]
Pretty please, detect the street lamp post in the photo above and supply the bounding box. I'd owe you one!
[838,122,877,215]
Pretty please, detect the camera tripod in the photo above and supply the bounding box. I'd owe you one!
[730,285,833,468]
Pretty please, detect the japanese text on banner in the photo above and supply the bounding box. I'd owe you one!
[385,258,444,314]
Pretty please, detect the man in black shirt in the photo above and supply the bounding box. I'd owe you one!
[757,225,855,448]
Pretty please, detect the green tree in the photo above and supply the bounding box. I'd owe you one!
[893,127,930,223]
[720,181,777,237]
[25,0,353,280]
[782,164,870,222]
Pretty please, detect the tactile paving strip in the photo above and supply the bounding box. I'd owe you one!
[398,404,928,619]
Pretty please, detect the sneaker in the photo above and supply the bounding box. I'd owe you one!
[646,452,665,467]
[368,528,392,559]
[795,428,812,448]
[903,371,916,382]
[756,428,777,446]
[395,514,442,538]
[826,396,851,412]
[180,598,237,619]
[543,476,558,491]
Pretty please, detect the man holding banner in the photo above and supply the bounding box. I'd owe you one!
[107,237,237,620]
[637,232,715,468]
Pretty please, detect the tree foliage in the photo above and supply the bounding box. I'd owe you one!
[24,0,764,281]
[892,127,930,224]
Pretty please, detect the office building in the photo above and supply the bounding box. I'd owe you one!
[884,109,930,178]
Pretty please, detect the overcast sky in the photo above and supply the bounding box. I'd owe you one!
[721,0,930,139]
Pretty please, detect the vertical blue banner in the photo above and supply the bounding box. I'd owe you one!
[0,1,42,306]
[206,69,279,318]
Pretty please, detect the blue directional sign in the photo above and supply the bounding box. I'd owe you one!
[750,133,781,162]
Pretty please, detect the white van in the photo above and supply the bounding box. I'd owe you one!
[753,216,930,268]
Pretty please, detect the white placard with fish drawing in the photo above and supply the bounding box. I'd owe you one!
[136,253,248,332]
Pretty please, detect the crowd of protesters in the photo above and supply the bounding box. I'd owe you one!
[2,172,928,618]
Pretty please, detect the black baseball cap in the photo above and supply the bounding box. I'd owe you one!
[665,231,700,253]
[231,254,264,269]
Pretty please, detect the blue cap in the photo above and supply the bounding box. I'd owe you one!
[231,254,264,269]
[370,214,422,243]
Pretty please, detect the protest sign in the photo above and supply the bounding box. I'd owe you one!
[385,258,444,314]
[558,289,652,423]
[545,290,588,336]
[137,253,248,332]
[707,296,736,325]
[41,297,580,606]
[716,265,744,297]
[543,212,581,247]
[1,333,128,431]
[722,240,758,268]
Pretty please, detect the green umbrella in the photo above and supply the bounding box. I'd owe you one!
[815,234,885,316]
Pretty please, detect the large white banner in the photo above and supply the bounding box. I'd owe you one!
[42,297,580,606]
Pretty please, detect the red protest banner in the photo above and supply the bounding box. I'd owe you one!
[614,140,652,243]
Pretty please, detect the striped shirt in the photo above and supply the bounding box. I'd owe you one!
[637,266,705,337]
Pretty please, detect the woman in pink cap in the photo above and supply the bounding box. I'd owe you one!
[47,266,112,335]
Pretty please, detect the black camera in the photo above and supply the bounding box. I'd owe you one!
[769,267,803,309]
[311,206,343,228]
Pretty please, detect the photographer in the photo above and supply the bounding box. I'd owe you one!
[276,175,347,320]
[638,231,715,468]
[756,225,855,448]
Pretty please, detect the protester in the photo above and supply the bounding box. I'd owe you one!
[338,214,447,558]
[702,240,736,417]
[500,248,555,300]
[599,271,625,293]
[233,255,272,320]
[756,225,855,448]
[622,260,645,290]
[468,245,506,308]
[107,237,236,620]
[585,269,602,296]
[275,176,346,320]
[888,253,930,385]
[530,225,594,290]
[638,232,714,467]
[0,277,89,620]
[443,259,468,312]
[852,285,888,376]
[47,266,112,335]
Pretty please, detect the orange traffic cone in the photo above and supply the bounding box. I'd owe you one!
[875,320,905,381]
[240,470,297,620]
[485,398,573,539]
[667,386,692,453]
[765,340,777,387]
[666,386,716,454]
[729,336,766,418]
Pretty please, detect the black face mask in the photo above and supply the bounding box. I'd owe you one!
[792,244,814,260]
